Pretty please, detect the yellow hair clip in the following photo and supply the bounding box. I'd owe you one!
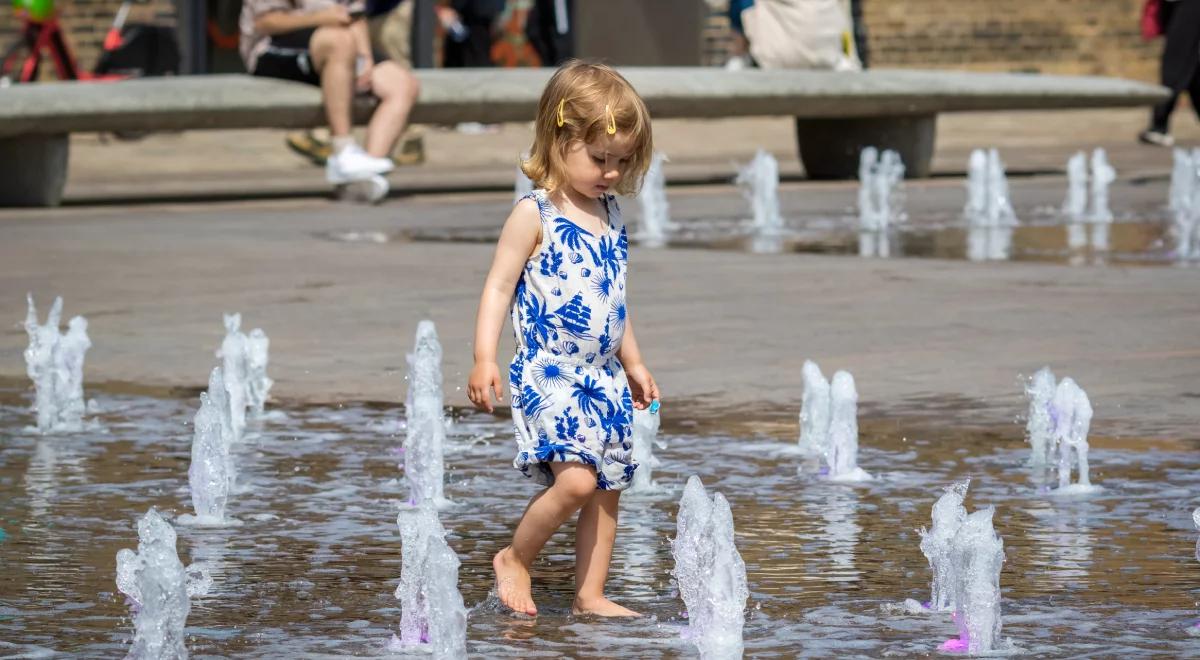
[604,104,617,135]
[557,99,566,127]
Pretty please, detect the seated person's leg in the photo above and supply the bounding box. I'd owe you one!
[363,60,420,158]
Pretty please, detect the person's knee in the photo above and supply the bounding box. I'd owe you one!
[374,63,420,103]
[553,465,597,504]
[312,26,355,60]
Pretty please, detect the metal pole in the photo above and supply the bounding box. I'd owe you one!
[173,0,207,74]
[410,0,436,68]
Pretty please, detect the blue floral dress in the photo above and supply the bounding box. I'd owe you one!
[509,189,637,491]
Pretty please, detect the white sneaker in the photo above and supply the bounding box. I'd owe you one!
[326,144,394,184]
[1138,130,1175,147]
[336,175,390,205]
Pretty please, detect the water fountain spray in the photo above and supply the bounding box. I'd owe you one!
[672,475,748,660]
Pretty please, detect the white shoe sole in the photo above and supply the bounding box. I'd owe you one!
[336,175,389,204]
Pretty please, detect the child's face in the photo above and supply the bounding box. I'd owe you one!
[562,133,635,199]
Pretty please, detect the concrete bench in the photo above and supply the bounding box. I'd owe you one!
[0,68,1168,206]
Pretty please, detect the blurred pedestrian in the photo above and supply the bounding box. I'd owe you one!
[1140,0,1200,147]
[737,0,861,71]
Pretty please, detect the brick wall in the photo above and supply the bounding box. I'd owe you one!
[859,0,1161,82]
[1,0,174,80]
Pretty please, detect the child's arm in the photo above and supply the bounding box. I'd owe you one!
[468,199,542,412]
[617,319,660,410]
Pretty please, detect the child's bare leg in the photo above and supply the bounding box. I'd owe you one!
[494,463,597,616]
[572,489,639,616]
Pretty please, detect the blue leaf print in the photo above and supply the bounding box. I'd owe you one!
[598,399,629,443]
[616,225,629,261]
[539,242,563,278]
[522,288,557,348]
[521,384,551,419]
[597,321,613,357]
[554,218,600,265]
[509,359,522,388]
[598,234,622,279]
[554,407,580,441]
[571,375,609,417]
[553,293,595,340]
[535,440,572,462]
[532,357,570,389]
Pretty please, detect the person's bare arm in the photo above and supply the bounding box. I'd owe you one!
[467,199,542,412]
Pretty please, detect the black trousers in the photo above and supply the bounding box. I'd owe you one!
[1151,0,1200,131]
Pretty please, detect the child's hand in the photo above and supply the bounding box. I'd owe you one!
[625,363,660,410]
[468,361,503,413]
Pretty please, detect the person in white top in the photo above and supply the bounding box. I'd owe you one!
[240,0,420,190]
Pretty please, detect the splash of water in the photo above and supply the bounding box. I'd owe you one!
[857,147,906,258]
[216,313,249,441]
[1169,148,1200,260]
[797,360,831,457]
[918,479,971,612]
[23,294,92,434]
[1024,367,1057,469]
[940,507,1005,654]
[1089,149,1116,251]
[245,328,273,416]
[1194,507,1200,564]
[628,407,665,494]
[391,503,467,656]
[1052,377,1096,493]
[827,371,871,481]
[672,475,748,660]
[186,369,231,525]
[115,509,210,659]
[735,149,783,253]
[635,151,671,248]
[964,149,1018,261]
[405,321,449,507]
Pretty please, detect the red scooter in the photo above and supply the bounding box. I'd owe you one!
[1,0,178,84]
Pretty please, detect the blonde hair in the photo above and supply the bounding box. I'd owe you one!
[521,60,653,197]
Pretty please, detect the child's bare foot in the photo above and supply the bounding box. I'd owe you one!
[493,547,537,616]
[572,595,641,617]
